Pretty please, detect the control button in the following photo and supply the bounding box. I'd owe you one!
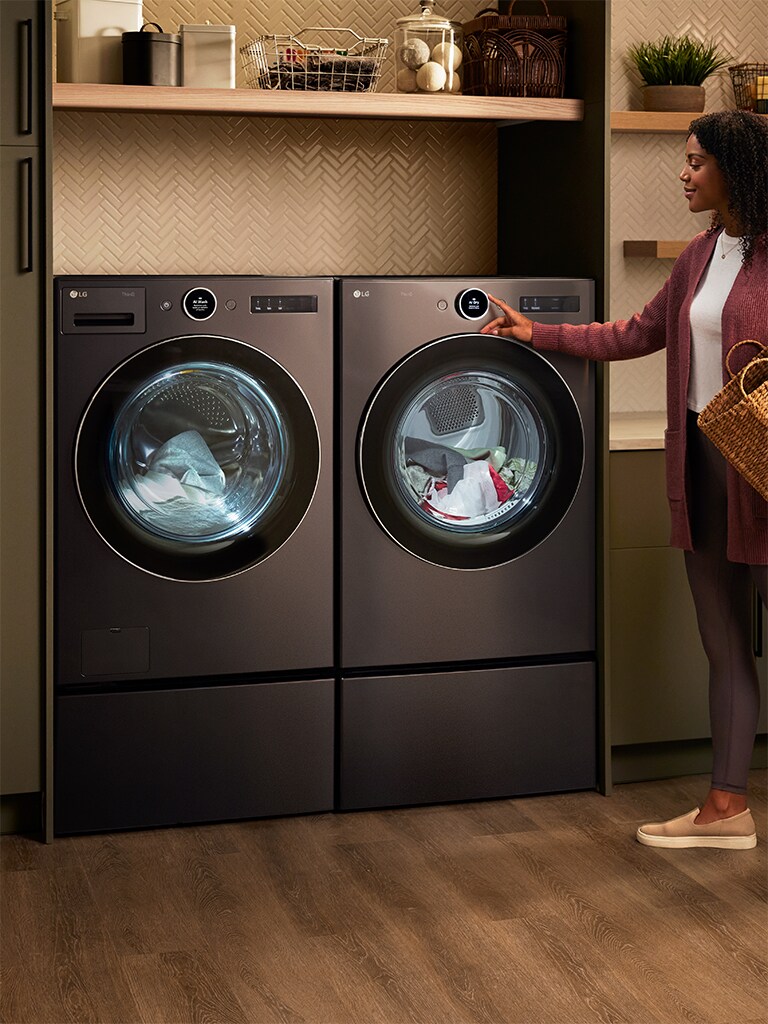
[225,299,237,311]
[455,288,489,320]
[437,299,448,311]
[182,287,217,321]
[160,300,173,311]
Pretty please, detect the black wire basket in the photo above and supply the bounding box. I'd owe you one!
[728,62,768,111]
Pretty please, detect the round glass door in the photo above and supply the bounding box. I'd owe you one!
[76,336,320,581]
[358,335,584,569]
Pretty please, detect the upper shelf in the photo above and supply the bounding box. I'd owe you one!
[52,83,585,123]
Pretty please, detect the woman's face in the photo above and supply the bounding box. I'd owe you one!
[679,134,730,219]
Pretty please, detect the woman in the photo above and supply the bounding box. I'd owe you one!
[481,110,768,850]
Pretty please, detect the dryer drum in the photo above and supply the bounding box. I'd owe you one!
[75,334,320,582]
[357,334,584,570]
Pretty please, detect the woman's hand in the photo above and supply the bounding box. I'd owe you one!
[480,294,534,343]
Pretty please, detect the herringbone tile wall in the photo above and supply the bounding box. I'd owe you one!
[53,1,497,278]
[608,0,767,413]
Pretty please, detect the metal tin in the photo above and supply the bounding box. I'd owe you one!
[122,24,181,86]
[181,24,236,89]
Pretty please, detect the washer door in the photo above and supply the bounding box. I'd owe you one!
[358,335,584,569]
[76,335,320,581]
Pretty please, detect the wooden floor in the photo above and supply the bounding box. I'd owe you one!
[2,772,767,1024]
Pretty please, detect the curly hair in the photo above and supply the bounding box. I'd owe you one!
[688,111,768,268]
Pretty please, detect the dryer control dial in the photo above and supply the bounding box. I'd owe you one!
[455,288,489,320]
[183,287,217,321]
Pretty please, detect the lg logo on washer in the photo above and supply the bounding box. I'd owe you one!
[352,289,370,299]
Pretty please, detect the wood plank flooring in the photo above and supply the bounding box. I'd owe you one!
[2,772,766,1024]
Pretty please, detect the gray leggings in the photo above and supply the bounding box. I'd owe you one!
[684,411,767,795]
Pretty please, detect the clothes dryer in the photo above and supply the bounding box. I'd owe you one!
[54,276,334,832]
[338,277,598,810]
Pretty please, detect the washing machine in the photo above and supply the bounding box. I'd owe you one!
[338,277,598,810]
[54,276,334,832]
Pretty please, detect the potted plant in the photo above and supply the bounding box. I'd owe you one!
[627,34,731,112]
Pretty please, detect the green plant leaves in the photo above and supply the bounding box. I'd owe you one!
[627,35,731,86]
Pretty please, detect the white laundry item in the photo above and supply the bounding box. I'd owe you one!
[120,429,232,536]
[147,430,226,496]
[426,460,499,519]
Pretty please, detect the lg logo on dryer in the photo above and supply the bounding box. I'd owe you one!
[352,290,370,299]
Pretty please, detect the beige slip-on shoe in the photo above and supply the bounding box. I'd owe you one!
[636,808,757,849]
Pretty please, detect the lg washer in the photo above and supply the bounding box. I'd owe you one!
[54,277,334,832]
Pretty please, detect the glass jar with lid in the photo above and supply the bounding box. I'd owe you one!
[395,0,463,94]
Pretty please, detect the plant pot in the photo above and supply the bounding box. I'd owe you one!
[642,84,705,112]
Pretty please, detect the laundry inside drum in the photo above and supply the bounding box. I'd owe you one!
[108,362,287,543]
[395,371,548,530]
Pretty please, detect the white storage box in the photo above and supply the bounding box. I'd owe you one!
[181,24,236,88]
[55,0,142,83]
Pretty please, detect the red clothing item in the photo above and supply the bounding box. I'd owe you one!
[532,230,768,565]
[488,465,513,502]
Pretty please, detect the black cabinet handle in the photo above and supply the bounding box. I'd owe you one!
[754,586,764,659]
[18,18,34,136]
[19,156,34,272]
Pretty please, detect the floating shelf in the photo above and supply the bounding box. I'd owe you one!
[52,83,585,123]
[612,110,768,133]
[611,111,702,133]
[623,240,688,259]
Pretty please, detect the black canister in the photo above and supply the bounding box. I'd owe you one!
[122,23,181,86]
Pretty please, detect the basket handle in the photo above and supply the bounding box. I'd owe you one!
[725,339,768,379]
[738,356,768,399]
[296,26,370,43]
[476,0,552,15]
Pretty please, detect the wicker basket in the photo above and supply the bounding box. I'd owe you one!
[698,340,768,501]
[728,62,768,111]
[462,1,566,98]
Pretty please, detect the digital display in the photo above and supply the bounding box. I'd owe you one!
[520,295,580,313]
[455,288,490,320]
[250,295,318,313]
[183,287,217,320]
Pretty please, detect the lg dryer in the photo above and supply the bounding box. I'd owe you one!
[338,277,597,810]
[54,277,334,832]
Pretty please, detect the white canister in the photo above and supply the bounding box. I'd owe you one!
[181,24,236,88]
[55,0,142,83]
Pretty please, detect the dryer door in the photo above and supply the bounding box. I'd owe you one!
[76,335,319,581]
[358,335,584,569]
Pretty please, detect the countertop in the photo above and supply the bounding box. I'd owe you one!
[609,412,666,451]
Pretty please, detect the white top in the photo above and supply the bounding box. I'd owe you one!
[687,230,744,413]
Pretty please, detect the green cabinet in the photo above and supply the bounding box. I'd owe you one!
[609,449,767,781]
[0,0,50,833]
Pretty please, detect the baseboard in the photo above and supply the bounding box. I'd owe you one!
[612,735,767,785]
[1,792,43,836]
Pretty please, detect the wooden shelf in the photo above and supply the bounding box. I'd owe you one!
[623,240,688,259]
[52,83,584,123]
[611,111,703,133]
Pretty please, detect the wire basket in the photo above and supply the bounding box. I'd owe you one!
[728,62,768,111]
[240,27,388,92]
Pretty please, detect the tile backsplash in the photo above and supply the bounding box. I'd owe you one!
[53,1,497,279]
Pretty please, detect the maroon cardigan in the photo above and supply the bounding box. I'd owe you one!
[532,230,768,564]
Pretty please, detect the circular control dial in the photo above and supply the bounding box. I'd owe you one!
[455,288,489,320]
[182,287,217,321]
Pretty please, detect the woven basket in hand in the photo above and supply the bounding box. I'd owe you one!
[697,340,768,500]
[462,1,567,98]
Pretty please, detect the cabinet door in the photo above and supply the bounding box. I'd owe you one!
[0,1,44,147]
[0,145,42,795]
